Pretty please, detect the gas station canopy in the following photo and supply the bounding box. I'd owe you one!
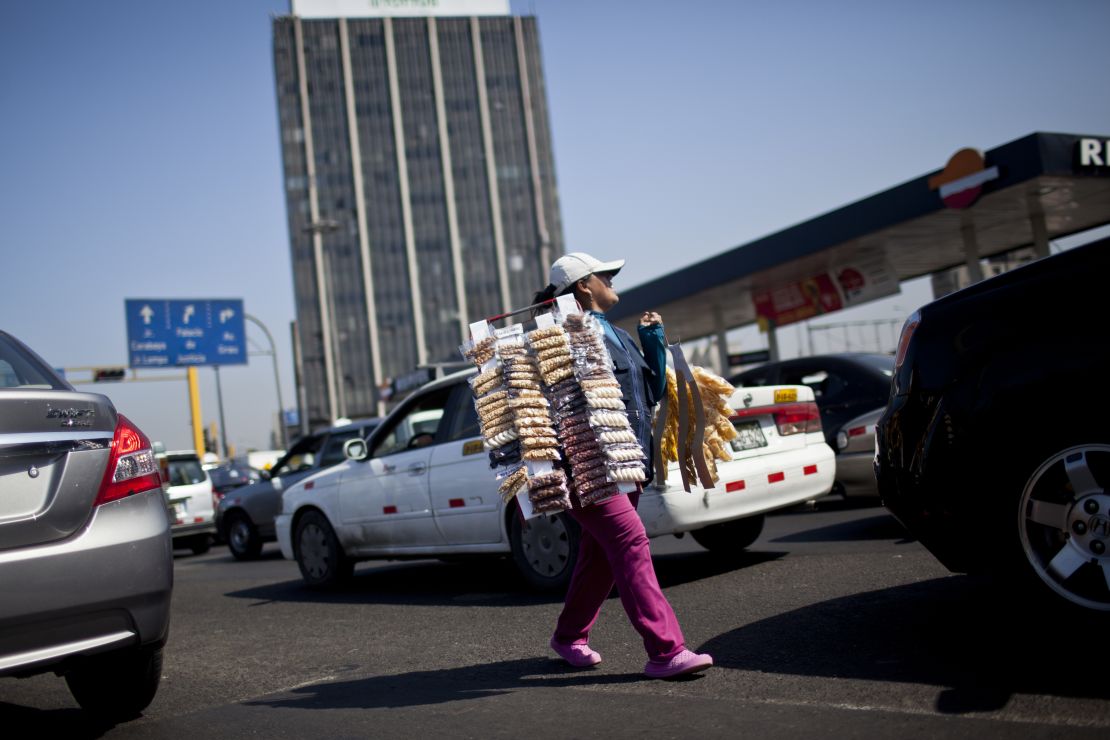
[608,132,1110,343]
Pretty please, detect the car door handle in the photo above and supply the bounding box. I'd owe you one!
[408,462,427,476]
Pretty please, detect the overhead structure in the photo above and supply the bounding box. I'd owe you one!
[608,132,1110,359]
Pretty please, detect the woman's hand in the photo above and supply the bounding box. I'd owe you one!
[639,311,662,327]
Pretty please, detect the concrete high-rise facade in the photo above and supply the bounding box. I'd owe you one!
[273,0,563,428]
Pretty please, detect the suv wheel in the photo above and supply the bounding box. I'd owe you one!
[226,512,263,560]
[691,515,765,555]
[509,509,579,592]
[1017,443,1110,612]
[294,510,353,587]
[66,645,163,721]
[189,535,211,555]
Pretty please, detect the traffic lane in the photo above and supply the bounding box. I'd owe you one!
[2,504,1109,736]
[132,516,1110,736]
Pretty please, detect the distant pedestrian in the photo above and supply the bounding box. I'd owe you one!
[532,252,713,679]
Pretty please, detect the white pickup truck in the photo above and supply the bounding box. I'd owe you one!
[275,370,834,590]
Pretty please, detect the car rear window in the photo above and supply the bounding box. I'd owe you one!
[0,333,67,390]
[168,458,206,486]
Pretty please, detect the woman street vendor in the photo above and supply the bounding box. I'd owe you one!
[531,252,713,680]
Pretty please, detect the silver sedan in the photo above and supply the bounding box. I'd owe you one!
[0,331,172,721]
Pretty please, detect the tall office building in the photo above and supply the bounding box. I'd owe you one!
[273,0,564,428]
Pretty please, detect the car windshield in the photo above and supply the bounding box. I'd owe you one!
[0,333,67,390]
[167,458,206,486]
[270,434,325,476]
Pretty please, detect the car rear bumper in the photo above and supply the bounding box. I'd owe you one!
[875,396,973,573]
[639,443,835,537]
[0,489,173,677]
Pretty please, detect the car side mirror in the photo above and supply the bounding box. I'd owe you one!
[344,438,369,461]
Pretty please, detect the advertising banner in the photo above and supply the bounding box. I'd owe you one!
[753,274,843,328]
[831,253,900,308]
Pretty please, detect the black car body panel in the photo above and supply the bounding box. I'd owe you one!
[875,238,1110,575]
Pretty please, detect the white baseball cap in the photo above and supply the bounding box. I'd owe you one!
[549,252,625,294]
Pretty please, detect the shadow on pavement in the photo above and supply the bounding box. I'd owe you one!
[244,656,677,712]
[224,549,783,608]
[767,513,911,544]
[0,703,118,739]
[185,546,288,566]
[697,574,1110,713]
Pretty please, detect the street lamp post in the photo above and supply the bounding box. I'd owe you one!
[245,313,288,450]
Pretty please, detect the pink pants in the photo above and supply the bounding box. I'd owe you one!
[552,488,685,662]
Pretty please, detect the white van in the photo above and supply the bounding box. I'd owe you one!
[161,451,217,555]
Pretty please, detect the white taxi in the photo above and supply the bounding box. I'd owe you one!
[275,370,834,590]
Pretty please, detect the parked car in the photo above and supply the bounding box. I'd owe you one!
[731,352,892,497]
[0,330,172,720]
[216,418,380,560]
[833,406,883,498]
[274,369,835,591]
[161,450,217,555]
[875,239,1110,614]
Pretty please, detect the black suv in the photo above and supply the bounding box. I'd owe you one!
[875,238,1110,613]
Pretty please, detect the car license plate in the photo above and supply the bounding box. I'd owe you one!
[172,502,186,521]
[731,420,767,451]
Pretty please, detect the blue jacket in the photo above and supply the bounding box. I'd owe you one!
[598,320,666,485]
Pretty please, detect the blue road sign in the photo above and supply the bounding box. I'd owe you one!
[125,299,247,368]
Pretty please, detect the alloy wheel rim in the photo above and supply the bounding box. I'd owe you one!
[1019,444,1110,611]
[299,522,329,579]
[229,520,250,551]
[521,514,570,578]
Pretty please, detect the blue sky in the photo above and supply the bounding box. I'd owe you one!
[2,0,1108,453]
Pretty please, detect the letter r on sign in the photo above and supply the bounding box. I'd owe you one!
[1079,139,1104,167]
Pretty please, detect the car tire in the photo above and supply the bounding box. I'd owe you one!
[65,645,163,721]
[691,514,765,555]
[1012,441,1110,613]
[294,510,353,588]
[509,508,579,593]
[226,512,263,561]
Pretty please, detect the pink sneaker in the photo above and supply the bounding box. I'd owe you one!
[644,649,713,679]
[550,637,602,667]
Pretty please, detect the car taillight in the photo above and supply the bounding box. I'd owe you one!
[772,402,822,435]
[731,400,822,436]
[94,414,163,506]
[893,310,920,372]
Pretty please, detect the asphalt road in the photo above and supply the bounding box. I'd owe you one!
[3,499,1109,739]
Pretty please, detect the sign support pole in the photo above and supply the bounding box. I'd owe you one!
[188,367,205,456]
[214,366,229,460]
